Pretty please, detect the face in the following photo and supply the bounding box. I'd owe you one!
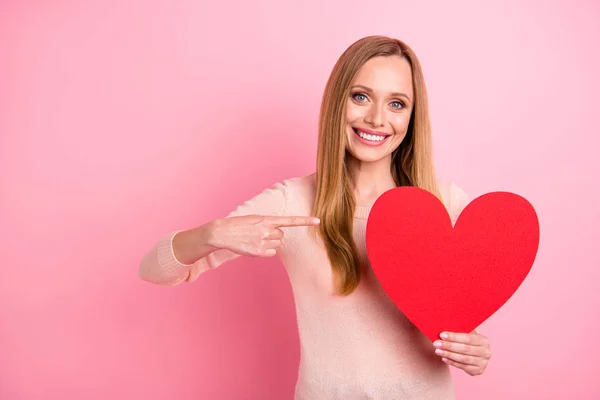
[345,55,414,164]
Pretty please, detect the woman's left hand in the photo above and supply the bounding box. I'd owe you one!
[433,330,492,376]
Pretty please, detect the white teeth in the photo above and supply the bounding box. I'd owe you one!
[357,130,386,141]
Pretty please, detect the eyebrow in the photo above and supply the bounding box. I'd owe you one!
[351,85,412,102]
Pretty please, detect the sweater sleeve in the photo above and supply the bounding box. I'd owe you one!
[139,181,289,286]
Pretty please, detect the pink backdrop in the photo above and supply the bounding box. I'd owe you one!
[1,0,599,399]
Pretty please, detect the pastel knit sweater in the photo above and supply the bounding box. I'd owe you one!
[139,173,470,400]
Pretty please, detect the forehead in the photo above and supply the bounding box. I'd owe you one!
[351,55,413,95]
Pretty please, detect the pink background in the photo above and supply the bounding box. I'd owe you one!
[1,0,599,399]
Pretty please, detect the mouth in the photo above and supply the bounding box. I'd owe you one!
[352,128,392,145]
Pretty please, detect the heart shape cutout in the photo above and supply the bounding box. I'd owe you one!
[365,187,540,342]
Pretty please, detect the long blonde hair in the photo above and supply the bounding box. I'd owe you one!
[312,35,441,295]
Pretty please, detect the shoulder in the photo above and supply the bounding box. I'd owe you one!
[436,178,471,224]
[276,172,317,216]
[280,172,316,197]
[245,173,315,204]
[224,173,316,219]
[242,173,314,199]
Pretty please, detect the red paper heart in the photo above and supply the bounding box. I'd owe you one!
[365,187,539,342]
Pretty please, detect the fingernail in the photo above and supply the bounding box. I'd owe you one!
[313,217,320,224]
[440,333,449,339]
[435,349,443,356]
[433,341,442,348]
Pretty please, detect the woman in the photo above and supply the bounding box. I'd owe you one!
[139,35,492,399]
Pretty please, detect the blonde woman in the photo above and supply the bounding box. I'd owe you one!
[139,35,492,399]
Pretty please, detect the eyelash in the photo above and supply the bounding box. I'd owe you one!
[351,92,406,109]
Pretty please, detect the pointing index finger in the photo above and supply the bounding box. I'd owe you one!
[268,216,320,227]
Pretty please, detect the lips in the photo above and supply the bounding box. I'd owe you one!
[352,128,392,146]
[354,128,392,137]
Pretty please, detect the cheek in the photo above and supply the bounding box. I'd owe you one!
[389,115,412,137]
[346,101,362,122]
[390,113,411,128]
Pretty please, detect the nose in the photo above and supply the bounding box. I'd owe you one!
[364,103,385,127]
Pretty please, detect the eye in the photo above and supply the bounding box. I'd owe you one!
[390,101,406,109]
[352,93,368,102]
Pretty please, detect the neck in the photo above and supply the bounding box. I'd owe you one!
[346,154,397,207]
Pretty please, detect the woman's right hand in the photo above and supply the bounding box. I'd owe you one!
[207,215,320,257]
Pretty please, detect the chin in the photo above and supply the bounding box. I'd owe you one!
[346,137,398,164]
[347,148,392,164]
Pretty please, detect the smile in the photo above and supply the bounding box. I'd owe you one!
[353,128,391,146]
